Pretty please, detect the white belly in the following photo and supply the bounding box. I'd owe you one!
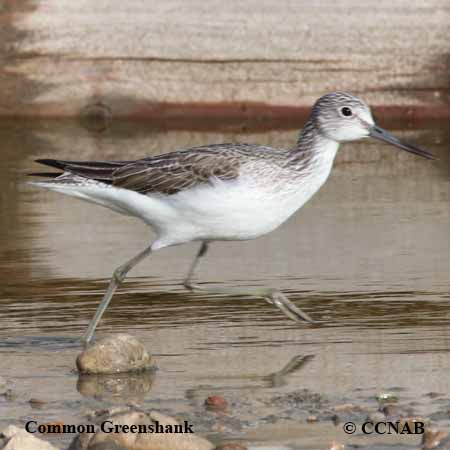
[164,182,310,240]
[149,161,335,248]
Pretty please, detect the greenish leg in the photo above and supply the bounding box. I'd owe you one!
[81,244,153,346]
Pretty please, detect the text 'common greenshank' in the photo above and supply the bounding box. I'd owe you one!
[30,92,435,345]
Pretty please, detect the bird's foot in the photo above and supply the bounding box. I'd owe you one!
[265,290,316,324]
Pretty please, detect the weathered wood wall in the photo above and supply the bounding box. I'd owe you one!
[1,0,449,121]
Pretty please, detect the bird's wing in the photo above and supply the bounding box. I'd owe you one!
[112,147,241,195]
[33,144,251,195]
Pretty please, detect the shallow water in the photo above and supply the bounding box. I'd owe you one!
[0,118,449,449]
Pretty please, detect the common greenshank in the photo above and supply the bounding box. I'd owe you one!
[30,92,435,345]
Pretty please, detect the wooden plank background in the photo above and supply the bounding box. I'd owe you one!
[1,0,449,120]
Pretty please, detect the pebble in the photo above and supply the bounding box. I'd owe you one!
[331,414,340,425]
[29,398,47,409]
[0,425,59,450]
[215,443,248,450]
[205,396,228,411]
[307,415,318,422]
[76,334,152,374]
[328,441,345,450]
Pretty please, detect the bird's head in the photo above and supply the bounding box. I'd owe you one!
[311,91,435,159]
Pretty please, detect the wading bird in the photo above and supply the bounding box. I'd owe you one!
[30,92,435,345]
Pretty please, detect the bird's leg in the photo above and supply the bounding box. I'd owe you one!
[183,243,316,324]
[183,241,209,290]
[81,244,153,346]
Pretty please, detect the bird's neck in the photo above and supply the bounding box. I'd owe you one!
[288,118,340,169]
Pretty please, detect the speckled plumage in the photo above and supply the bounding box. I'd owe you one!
[34,141,322,195]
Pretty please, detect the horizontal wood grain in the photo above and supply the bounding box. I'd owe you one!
[1,0,449,119]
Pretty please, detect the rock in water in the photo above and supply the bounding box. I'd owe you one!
[0,425,59,450]
[76,335,152,374]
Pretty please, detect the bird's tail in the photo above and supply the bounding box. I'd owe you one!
[29,158,131,182]
[28,159,135,216]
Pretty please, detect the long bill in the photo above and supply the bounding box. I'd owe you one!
[369,125,436,160]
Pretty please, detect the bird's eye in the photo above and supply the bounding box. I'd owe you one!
[340,106,353,117]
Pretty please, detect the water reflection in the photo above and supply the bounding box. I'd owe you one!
[77,370,156,402]
[185,354,315,399]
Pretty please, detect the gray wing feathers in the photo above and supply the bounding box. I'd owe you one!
[33,145,257,195]
[112,150,241,194]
